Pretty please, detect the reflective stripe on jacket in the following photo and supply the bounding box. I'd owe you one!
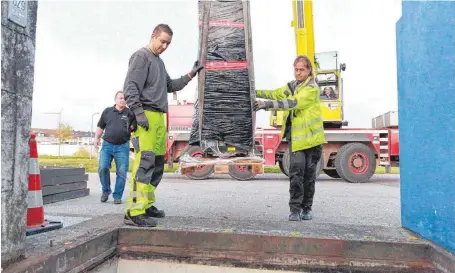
[256,76,325,152]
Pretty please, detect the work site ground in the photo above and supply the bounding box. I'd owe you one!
[5,173,454,273]
[43,173,401,228]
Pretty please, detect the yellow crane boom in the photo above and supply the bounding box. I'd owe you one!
[292,0,316,68]
[270,0,347,129]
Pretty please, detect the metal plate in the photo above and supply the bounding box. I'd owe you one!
[8,0,28,27]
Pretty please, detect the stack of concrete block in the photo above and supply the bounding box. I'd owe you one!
[40,167,90,204]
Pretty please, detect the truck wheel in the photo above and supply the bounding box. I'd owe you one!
[316,154,324,179]
[335,143,376,183]
[228,164,255,181]
[279,160,288,177]
[182,145,214,180]
[323,169,341,178]
[280,150,323,179]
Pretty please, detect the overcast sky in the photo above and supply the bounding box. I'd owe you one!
[31,0,402,131]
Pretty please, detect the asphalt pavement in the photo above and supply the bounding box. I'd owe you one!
[43,172,401,229]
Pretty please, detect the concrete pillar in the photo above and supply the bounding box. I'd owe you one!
[396,1,455,253]
[1,1,38,265]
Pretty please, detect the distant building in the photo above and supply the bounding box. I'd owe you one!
[31,128,94,145]
[72,130,93,145]
[32,128,59,144]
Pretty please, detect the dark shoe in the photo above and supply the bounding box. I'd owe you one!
[301,210,313,220]
[123,214,157,227]
[101,191,111,203]
[114,199,122,204]
[289,211,301,221]
[146,206,165,218]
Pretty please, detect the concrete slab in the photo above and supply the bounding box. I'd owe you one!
[2,214,121,273]
[117,216,433,272]
[43,188,90,204]
[24,214,121,257]
[13,173,442,272]
[2,214,453,273]
[42,215,92,228]
[122,215,419,244]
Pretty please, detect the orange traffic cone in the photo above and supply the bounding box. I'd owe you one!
[26,133,63,236]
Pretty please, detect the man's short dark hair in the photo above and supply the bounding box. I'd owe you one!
[153,24,173,36]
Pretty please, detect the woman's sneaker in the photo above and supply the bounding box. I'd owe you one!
[301,210,313,220]
[289,211,301,221]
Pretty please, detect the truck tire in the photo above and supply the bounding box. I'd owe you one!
[182,145,214,180]
[279,160,288,177]
[323,169,341,178]
[228,164,255,181]
[281,150,290,177]
[335,143,376,183]
[280,150,323,179]
[316,154,324,178]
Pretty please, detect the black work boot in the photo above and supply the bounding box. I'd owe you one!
[124,214,157,227]
[289,211,301,221]
[146,206,165,218]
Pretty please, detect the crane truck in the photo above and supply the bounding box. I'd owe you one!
[163,0,400,183]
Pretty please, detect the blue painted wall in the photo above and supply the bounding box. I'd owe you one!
[396,1,455,253]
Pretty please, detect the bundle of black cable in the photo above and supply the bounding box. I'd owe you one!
[188,98,200,147]
[201,69,253,151]
[190,0,254,152]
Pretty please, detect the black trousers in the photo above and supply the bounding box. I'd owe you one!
[288,143,322,213]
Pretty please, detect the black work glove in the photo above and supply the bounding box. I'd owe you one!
[253,100,271,111]
[130,119,138,132]
[135,113,149,131]
[189,61,204,78]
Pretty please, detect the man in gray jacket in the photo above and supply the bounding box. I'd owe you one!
[123,24,203,227]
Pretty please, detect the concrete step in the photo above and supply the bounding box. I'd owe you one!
[117,219,436,273]
[3,215,454,273]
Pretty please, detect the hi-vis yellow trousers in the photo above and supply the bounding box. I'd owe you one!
[125,110,166,217]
